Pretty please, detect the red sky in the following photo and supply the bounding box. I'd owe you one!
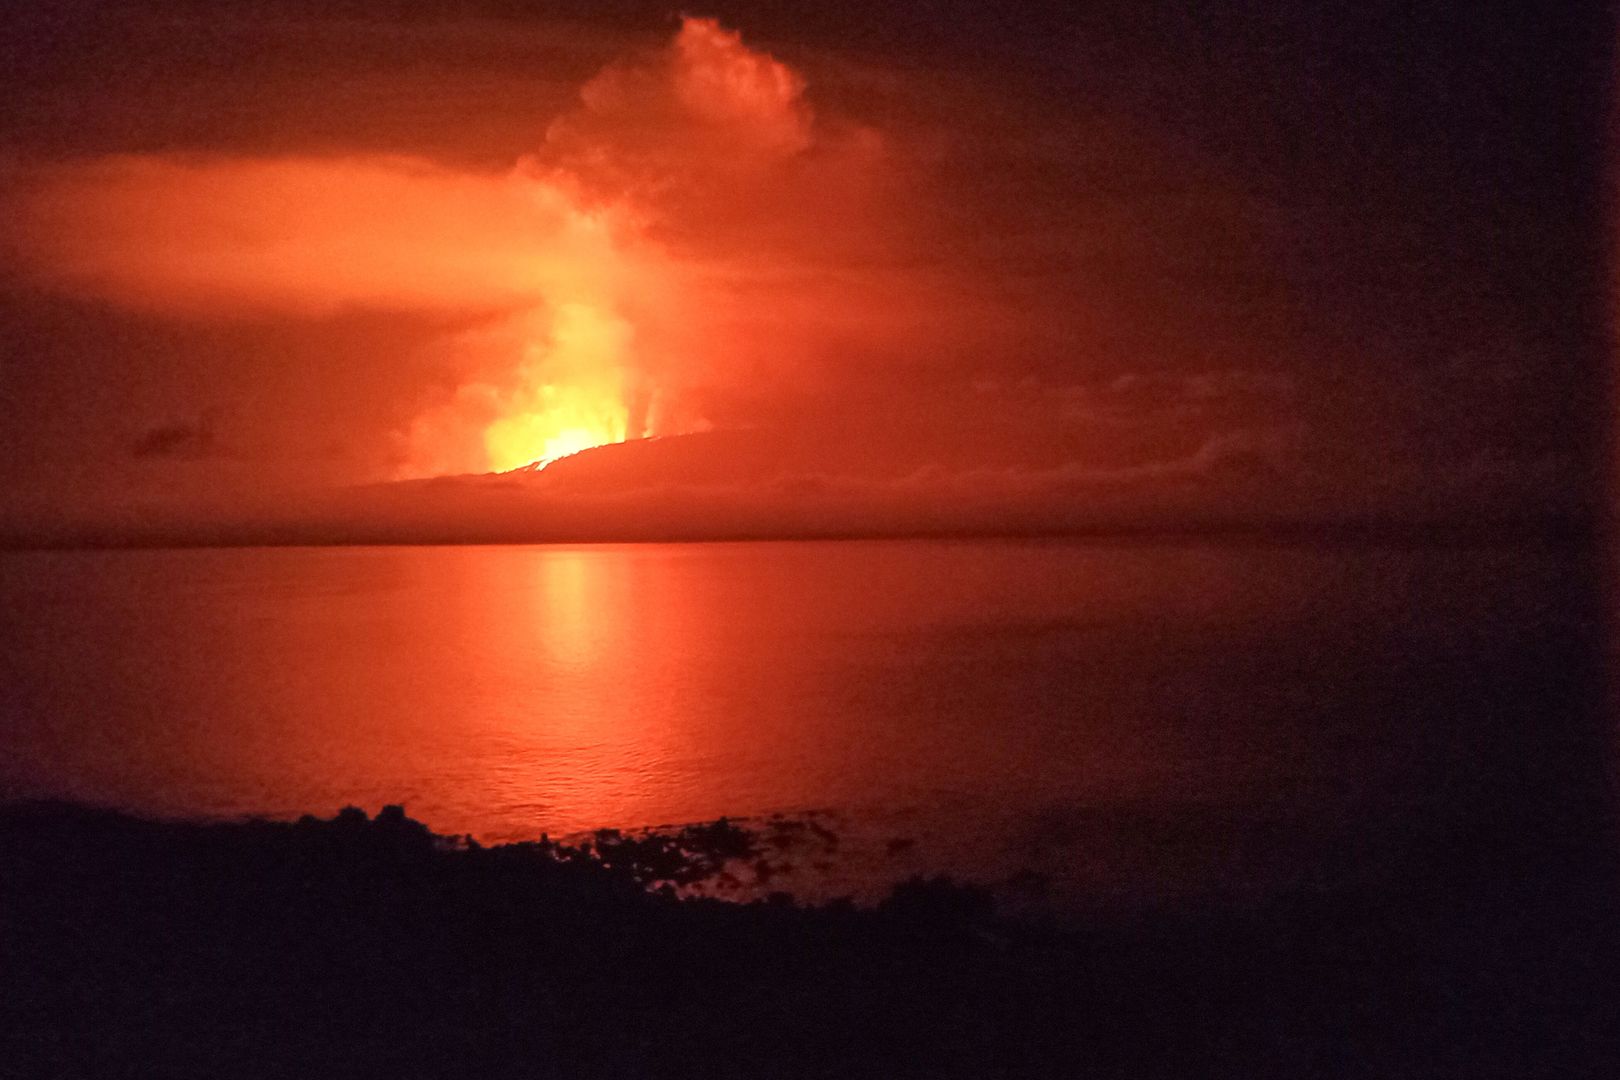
[0,1,1603,544]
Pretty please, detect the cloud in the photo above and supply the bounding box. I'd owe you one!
[0,16,916,484]
[544,17,815,193]
[0,15,859,327]
[2,155,626,316]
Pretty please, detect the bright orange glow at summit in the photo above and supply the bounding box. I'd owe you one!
[483,304,635,471]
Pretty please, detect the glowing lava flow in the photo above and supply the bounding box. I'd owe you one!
[483,303,637,472]
[486,386,628,470]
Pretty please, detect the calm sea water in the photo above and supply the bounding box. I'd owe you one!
[0,538,1591,901]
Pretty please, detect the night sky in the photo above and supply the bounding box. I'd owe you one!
[0,1,1608,543]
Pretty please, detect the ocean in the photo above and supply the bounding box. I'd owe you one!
[0,536,1596,903]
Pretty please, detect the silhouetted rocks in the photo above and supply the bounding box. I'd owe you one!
[1,800,1614,1079]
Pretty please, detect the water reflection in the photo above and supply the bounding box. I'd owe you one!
[532,548,608,671]
[0,539,1581,897]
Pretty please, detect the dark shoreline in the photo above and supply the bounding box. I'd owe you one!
[3,799,1614,1078]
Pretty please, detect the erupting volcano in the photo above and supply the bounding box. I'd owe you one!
[6,15,838,482]
[396,15,819,478]
[481,304,638,473]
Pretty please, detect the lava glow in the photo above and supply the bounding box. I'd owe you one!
[483,303,637,471]
[490,405,625,471]
[4,15,907,483]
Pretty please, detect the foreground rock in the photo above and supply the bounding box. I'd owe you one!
[1,801,1613,1078]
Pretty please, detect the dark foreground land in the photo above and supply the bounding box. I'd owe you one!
[1,799,1616,1080]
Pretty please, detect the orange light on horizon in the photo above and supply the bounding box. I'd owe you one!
[482,302,639,472]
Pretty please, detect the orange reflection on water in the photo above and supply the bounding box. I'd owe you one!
[533,548,606,671]
[454,547,687,833]
[0,540,1364,868]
